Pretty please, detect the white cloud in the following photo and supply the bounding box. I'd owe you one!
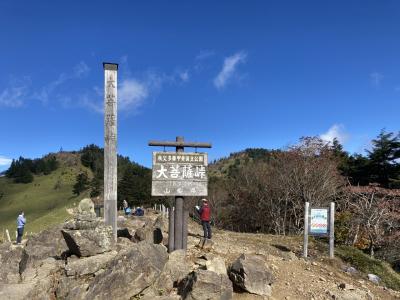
[0,156,12,166]
[119,79,149,111]
[0,85,28,108]
[179,70,189,82]
[214,51,247,89]
[370,72,383,87]
[34,73,68,104]
[320,124,349,144]
[195,50,215,61]
[80,94,104,113]
[73,61,90,78]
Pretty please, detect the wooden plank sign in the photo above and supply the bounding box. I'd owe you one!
[151,151,208,196]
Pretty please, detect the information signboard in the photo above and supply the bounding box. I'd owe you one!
[151,152,208,196]
[309,208,329,235]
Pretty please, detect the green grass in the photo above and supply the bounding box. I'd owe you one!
[336,245,400,291]
[0,163,91,241]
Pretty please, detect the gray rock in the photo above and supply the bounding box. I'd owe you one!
[206,256,227,275]
[343,266,358,274]
[368,273,380,284]
[63,217,102,230]
[85,242,168,300]
[198,238,214,250]
[229,254,274,297]
[0,243,23,284]
[61,225,114,257]
[20,225,68,274]
[65,251,117,277]
[154,249,191,292]
[179,269,233,300]
[78,198,96,216]
[134,217,164,244]
[56,277,88,300]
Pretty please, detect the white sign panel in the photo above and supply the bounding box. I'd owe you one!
[309,208,329,235]
[151,152,208,196]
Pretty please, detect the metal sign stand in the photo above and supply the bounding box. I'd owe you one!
[149,137,212,252]
[303,202,335,258]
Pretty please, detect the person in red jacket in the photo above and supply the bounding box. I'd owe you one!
[199,198,211,239]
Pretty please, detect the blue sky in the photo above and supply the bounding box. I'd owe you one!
[1,1,399,171]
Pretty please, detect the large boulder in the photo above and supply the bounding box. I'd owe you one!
[206,256,227,275]
[134,216,164,244]
[56,277,89,300]
[85,242,169,300]
[228,254,274,297]
[0,243,24,284]
[64,250,117,277]
[179,269,233,300]
[154,249,191,293]
[21,225,68,274]
[61,226,113,257]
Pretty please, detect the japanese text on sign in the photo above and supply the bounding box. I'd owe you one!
[151,152,208,196]
[309,208,328,235]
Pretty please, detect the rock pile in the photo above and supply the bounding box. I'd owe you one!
[61,198,114,257]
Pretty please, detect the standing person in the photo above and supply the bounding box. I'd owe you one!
[199,199,211,239]
[16,211,26,244]
[123,199,128,210]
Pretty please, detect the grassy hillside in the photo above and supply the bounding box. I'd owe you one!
[0,152,91,240]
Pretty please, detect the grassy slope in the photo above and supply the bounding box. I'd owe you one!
[0,153,91,239]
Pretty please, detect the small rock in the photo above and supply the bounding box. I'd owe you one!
[368,274,380,284]
[338,283,355,290]
[229,254,274,297]
[179,270,232,300]
[319,276,326,282]
[205,256,226,275]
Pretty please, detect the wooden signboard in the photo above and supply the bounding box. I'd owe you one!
[151,151,208,196]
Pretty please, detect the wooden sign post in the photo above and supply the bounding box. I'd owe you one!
[103,63,118,241]
[149,137,211,252]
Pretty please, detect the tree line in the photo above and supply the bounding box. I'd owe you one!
[72,144,152,208]
[207,130,400,262]
[6,155,58,183]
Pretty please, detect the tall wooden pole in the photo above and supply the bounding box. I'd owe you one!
[329,202,335,258]
[182,206,188,250]
[174,136,184,250]
[103,63,118,241]
[303,201,309,258]
[168,206,175,252]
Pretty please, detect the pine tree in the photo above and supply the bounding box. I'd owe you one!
[367,130,400,188]
[73,172,89,195]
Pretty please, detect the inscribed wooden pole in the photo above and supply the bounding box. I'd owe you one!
[303,201,309,258]
[103,63,118,241]
[329,202,335,258]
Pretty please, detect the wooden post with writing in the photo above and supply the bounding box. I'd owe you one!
[149,137,211,253]
[103,63,118,241]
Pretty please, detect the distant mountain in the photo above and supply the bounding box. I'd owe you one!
[0,147,151,235]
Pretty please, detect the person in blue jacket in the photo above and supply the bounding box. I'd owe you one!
[16,211,26,244]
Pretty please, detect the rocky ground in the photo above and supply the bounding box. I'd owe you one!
[0,198,399,300]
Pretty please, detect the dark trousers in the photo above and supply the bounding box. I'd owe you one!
[202,221,212,239]
[17,227,24,244]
